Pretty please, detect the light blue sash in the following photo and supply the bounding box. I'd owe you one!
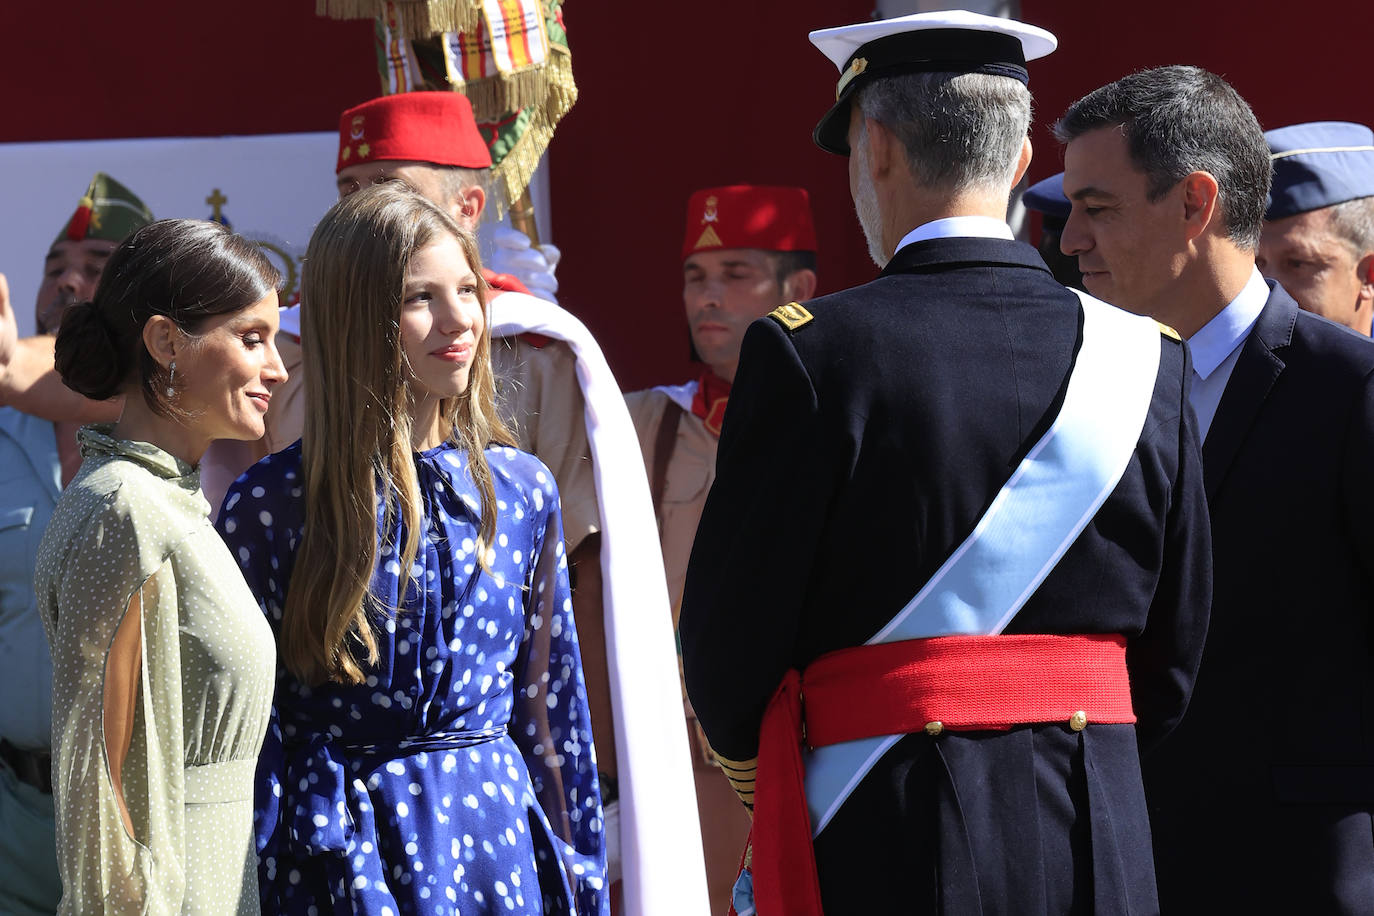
[804,292,1163,837]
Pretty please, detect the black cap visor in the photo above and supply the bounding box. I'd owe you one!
[812,29,1029,156]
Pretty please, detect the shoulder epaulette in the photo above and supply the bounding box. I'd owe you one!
[1155,320,1182,342]
[767,301,814,333]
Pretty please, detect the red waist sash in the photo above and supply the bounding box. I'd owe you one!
[751,633,1135,916]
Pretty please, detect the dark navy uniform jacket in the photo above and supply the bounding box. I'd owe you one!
[680,236,1212,915]
[1146,285,1374,914]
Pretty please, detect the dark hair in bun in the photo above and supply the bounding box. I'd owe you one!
[54,218,282,413]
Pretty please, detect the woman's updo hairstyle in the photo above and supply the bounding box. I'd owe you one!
[55,218,281,415]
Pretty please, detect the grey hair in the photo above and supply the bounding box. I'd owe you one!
[439,166,489,201]
[1326,196,1374,256]
[855,71,1031,193]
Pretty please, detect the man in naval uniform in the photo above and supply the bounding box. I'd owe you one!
[1256,121,1374,335]
[1058,69,1374,913]
[624,183,817,915]
[0,174,153,914]
[680,12,1210,915]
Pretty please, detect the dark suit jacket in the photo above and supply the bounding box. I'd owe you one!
[1146,284,1374,914]
[681,237,1212,915]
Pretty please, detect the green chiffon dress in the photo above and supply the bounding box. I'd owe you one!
[34,426,275,915]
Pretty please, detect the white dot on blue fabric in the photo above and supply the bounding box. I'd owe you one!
[216,442,607,916]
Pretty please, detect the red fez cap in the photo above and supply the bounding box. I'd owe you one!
[682,185,818,260]
[337,92,493,174]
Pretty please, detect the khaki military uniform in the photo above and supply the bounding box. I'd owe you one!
[625,385,751,916]
[492,336,600,550]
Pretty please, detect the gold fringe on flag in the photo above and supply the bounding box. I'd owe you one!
[319,0,480,40]
[482,47,576,217]
[364,0,577,217]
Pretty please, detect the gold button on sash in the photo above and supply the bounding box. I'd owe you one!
[1069,710,1088,731]
[924,721,944,736]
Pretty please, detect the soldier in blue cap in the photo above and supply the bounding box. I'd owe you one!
[1257,121,1374,334]
[1022,172,1083,289]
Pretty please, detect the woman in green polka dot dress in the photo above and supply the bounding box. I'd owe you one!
[34,219,288,914]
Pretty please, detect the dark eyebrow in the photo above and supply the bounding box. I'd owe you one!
[1066,185,1117,203]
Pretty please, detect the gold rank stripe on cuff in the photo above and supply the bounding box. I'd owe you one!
[713,751,759,810]
[768,301,814,332]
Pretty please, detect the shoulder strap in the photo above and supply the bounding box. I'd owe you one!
[650,400,683,525]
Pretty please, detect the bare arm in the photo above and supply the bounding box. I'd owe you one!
[0,273,121,422]
[103,588,143,840]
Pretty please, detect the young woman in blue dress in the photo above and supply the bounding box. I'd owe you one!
[217,183,607,915]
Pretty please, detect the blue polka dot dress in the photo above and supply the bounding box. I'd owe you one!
[216,441,607,915]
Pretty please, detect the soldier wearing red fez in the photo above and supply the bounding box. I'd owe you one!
[680,12,1211,915]
[0,174,152,914]
[624,184,817,915]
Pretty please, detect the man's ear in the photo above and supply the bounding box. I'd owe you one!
[1356,251,1374,310]
[454,184,486,230]
[1181,171,1221,242]
[782,268,818,303]
[141,315,179,369]
[865,116,899,183]
[1011,136,1033,188]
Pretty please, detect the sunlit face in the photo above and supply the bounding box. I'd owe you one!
[1257,208,1371,334]
[401,234,484,413]
[1061,127,1192,316]
[683,248,784,382]
[36,238,117,333]
[176,292,287,442]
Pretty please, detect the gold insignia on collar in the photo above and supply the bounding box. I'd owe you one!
[769,301,814,331]
[1154,320,1181,341]
[836,56,868,100]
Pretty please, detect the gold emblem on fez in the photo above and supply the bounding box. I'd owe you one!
[350,115,365,141]
[358,142,371,158]
[341,146,352,161]
[703,195,719,224]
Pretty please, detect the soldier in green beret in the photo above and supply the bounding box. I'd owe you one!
[0,173,151,915]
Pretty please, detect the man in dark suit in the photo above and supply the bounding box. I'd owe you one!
[679,12,1211,915]
[1059,66,1374,913]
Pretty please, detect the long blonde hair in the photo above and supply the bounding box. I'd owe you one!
[282,183,516,685]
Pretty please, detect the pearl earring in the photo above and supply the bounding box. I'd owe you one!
[166,361,176,398]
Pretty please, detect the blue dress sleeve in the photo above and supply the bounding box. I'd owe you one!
[511,470,609,915]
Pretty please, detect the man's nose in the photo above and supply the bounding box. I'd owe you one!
[1060,209,1091,257]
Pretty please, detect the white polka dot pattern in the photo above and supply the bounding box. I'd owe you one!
[217,441,607,915]
[34,425,276,914]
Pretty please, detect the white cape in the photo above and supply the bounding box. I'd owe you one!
[491,292,710,915]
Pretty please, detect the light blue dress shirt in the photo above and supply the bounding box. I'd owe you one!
[1186,268,1270,440]
[895,215,1015,252]
[0,407,59,751]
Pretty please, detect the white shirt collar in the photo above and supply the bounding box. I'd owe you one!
[894,216,1015,254]
[1187,267,1269,380]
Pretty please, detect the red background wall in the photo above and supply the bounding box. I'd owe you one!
[1,1,1368,390]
